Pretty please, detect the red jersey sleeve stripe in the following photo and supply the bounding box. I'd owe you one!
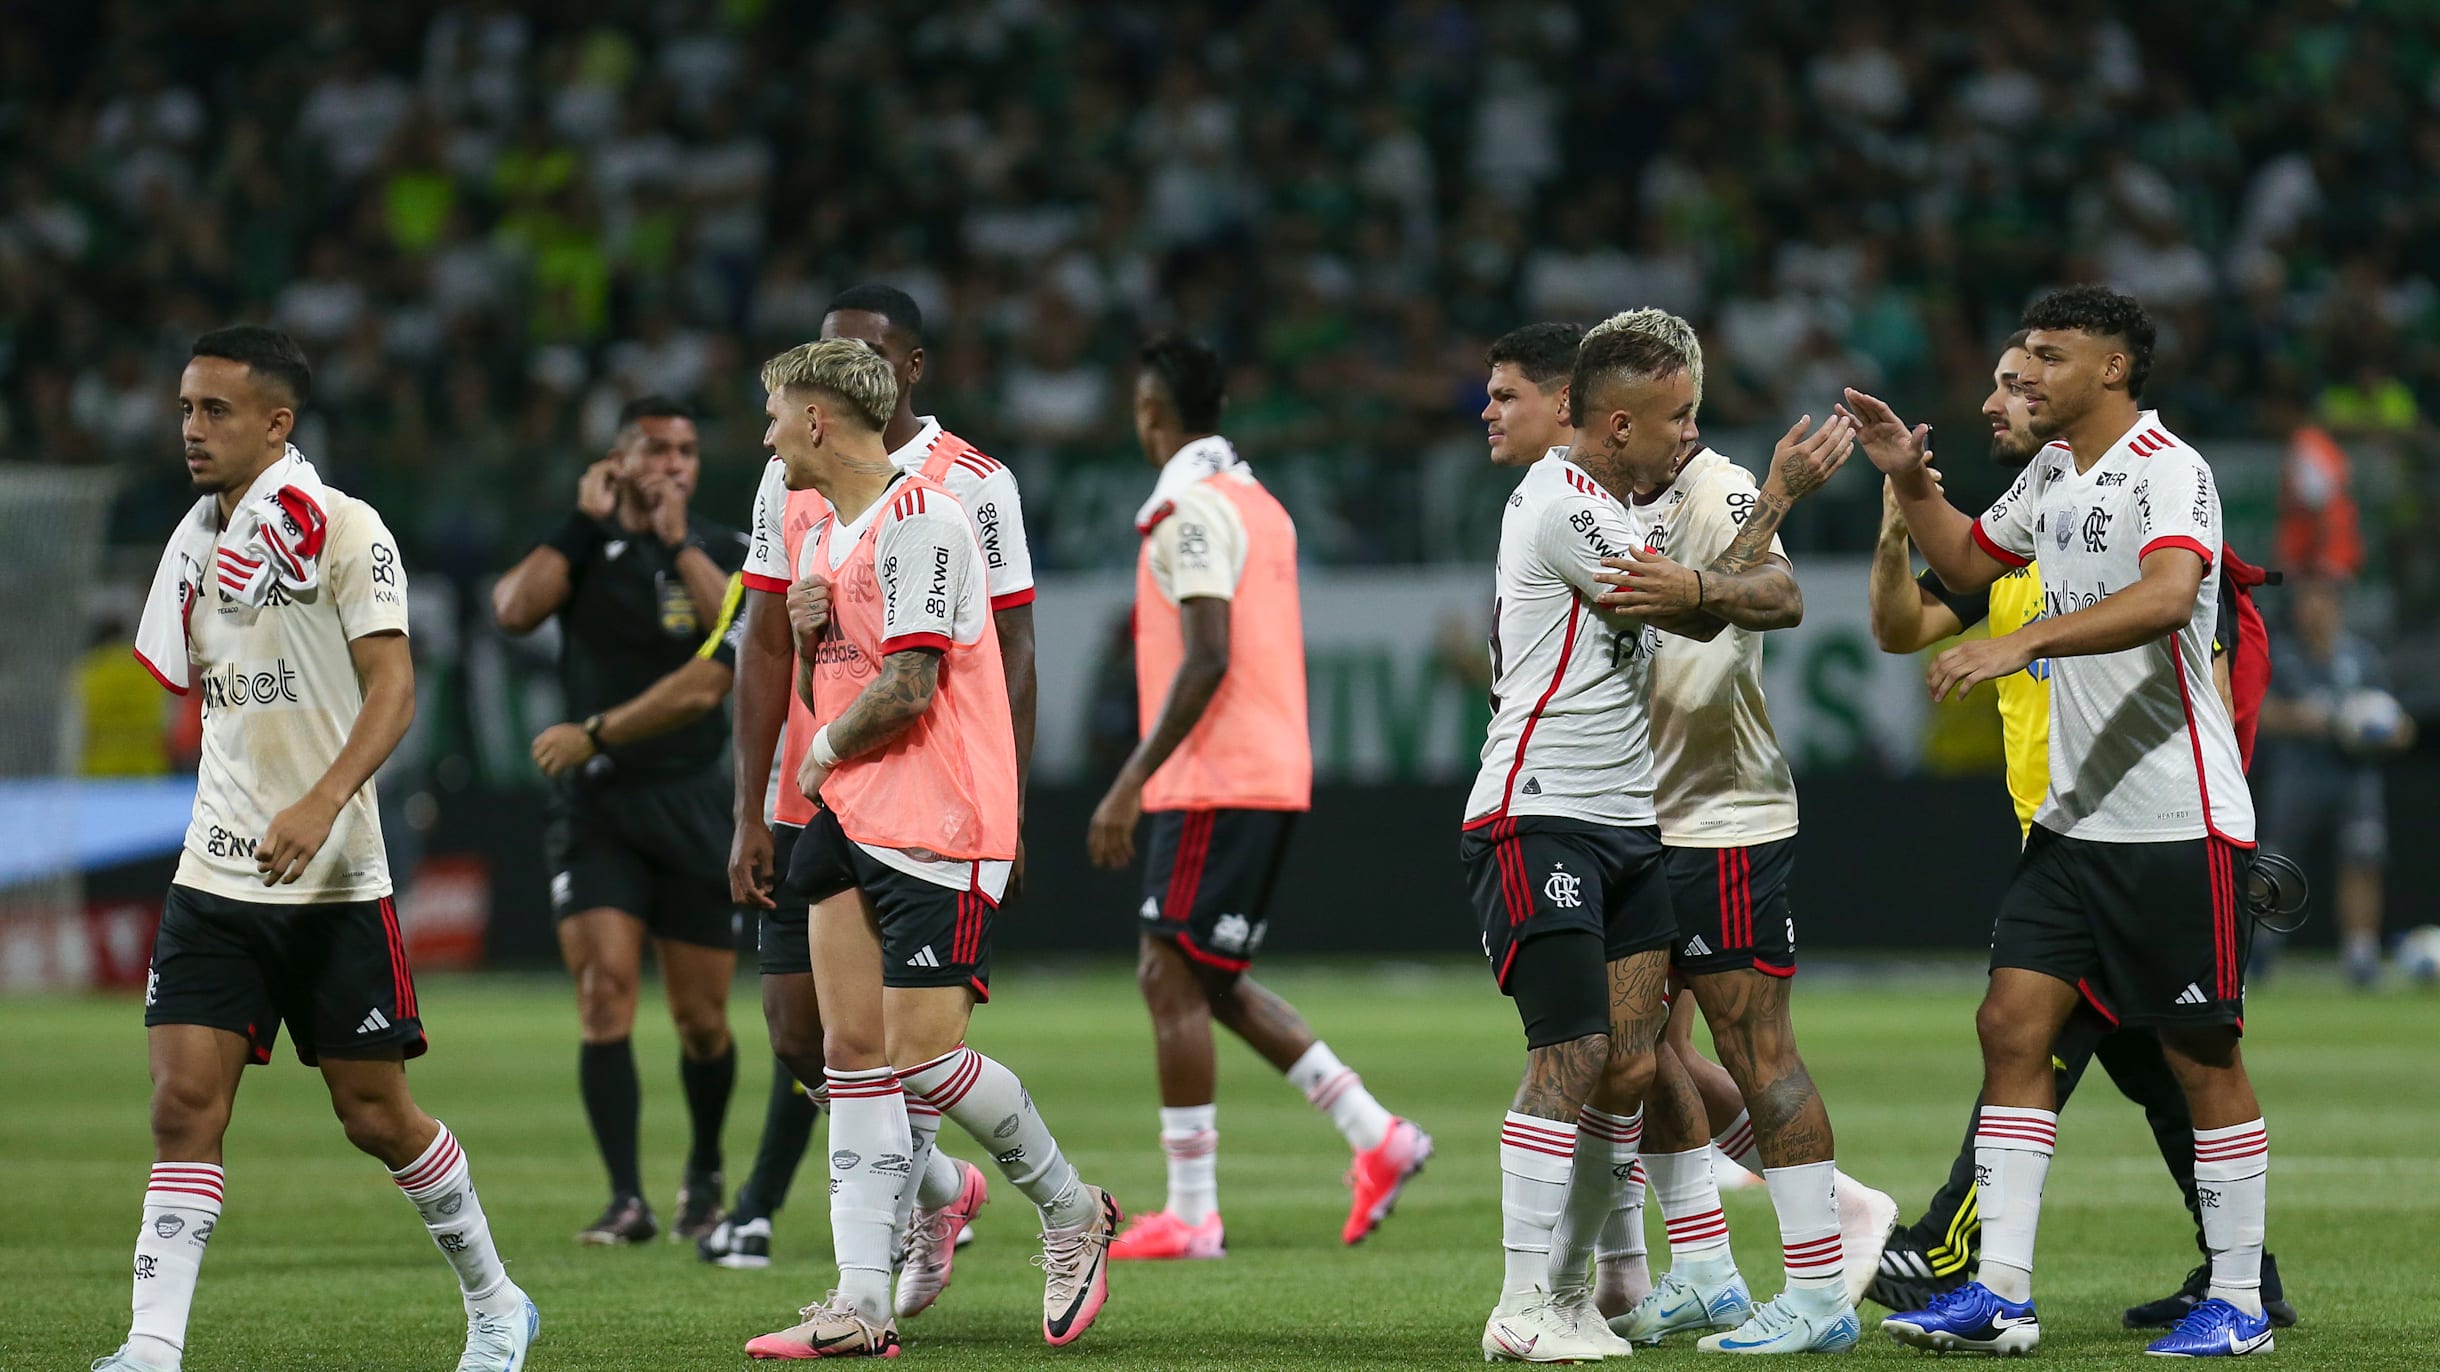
[1971,519,2031,569]
[2139,535,2215,566]
[741,570,791,594]
[133,647,189,694]
[879,631,953,656]
[988,586,1037,611]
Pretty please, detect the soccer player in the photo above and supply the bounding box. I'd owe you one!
[1861,335,2297,1329]
[1462,323,1725,1362]
[740,340,1114,1360]
[1567,309,1877,1355]
[491,395,750,1245]
[1087,335,1431,1260]
[1856,286,2276,1359]
[717,286,1035,1303]
[106,326,533,1372]
[1487,317,1898,1334]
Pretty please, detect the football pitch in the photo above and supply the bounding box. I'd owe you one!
[4,959,2434,1370]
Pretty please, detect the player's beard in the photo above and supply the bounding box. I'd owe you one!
[1989,431,2041,469]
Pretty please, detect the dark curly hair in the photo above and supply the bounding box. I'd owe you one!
[2020,286,2155,399]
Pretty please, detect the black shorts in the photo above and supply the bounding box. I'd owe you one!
[1460,817,1674,1024]
[757,821,810,977]
[145,884,427,1066]
[1993,827,2254,1031]
[1662,840,1798,978]
[778,808,995,999]
[544,769,739,950]
[1138,808,1299,972]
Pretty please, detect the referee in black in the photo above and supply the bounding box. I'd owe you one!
[493,396,752,1245]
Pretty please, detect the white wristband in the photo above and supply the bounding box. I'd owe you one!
[810,724,840,769]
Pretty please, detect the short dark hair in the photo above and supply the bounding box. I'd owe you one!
[1568,326,1692,427]
[2000,328,2030,355]
[615,394,695,433]
[191,325,311,409]
[1139,333,1226,433]
[2020,286,2155,398]
[1487,322,1584,388]
[825,283,924,344]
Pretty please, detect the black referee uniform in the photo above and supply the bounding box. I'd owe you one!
[541,515,751,947]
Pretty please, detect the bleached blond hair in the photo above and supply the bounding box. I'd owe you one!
[1585,308,1705,411]
[759,338,898,431]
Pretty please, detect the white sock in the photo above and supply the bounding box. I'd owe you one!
[1972,1106,2057,1303]
[1764,1160,1844,1297]
[895,1101,945,1238]
[1287,1042,1393,1152]
[1551,1107,1639,1292]
[1500,1112,1576,1302]
[2194,1119,2269,1316]
[902,1045,1093,1229]
[1160,1104,1220,1224]
[1594,1158,1651,1314]
[825,1067,911,1322]
[914,1130,962,1210]
[1646,1146,1734,1269]
[128,1162,224,1367]
[390,1125,519,1317]
[1711,1109,1758,1169]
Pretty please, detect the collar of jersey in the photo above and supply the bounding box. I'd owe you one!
[885,415,944,471]
[816,472,911,572]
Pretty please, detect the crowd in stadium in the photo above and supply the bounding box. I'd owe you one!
[2,1,2434,570]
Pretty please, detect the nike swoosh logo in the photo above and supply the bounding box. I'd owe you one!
[1491,1325,1539,1356]
[1988,1314,2038,1330]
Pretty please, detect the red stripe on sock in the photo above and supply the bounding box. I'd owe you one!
[396,1135,464,1191]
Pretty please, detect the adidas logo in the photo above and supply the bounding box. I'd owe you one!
[1520,777,1543,796]
[905,947,942,969]
[2175,983,2209,1006]
[1684,935,1713,957]
[357,1008,391,1034]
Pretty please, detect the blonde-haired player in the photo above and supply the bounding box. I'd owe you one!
[1580,307,1892,1354]
[742,340,1116,1359]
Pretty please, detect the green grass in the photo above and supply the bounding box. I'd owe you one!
[4,960,2436,1369]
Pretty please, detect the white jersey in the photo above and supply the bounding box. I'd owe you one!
[803,476,1011,900]
[746,415,1034,608]
[1465,451,1661,830]
[1621,447,1800,846]
[176,489,408,902]
[1972,412,2254,844]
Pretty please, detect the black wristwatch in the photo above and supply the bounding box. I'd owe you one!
[667,530,706,556]
[581,713,606,747]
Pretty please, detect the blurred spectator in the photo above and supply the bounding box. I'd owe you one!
[0,0,2431,581]
[2256,578,2416,987]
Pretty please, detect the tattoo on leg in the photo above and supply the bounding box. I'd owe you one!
[1695,971,1835,1166]
[1514,1035,1607,1122]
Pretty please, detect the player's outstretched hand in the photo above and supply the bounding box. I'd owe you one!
[255,794,339,886]
[1594,545,1701,617]
[729,816,776,909]
[787,573,832,653]
[1767,413,1858,502]
[1836,389,1932,476]
[577,459,618,520]
[1088,776,1144,870]
[531,722,595,778]
[1927,634,2036,704]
